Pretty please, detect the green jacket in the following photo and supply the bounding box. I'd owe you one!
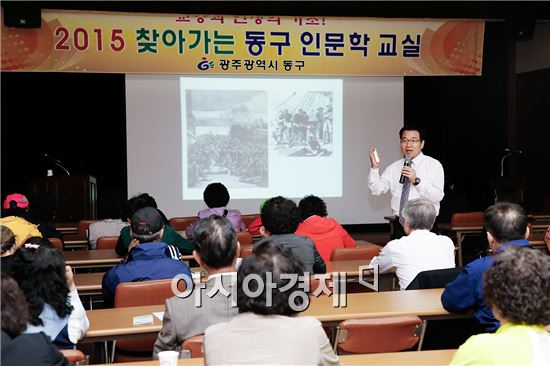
[115,224,194,257]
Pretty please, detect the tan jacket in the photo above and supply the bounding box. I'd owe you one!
[152,273,238,359]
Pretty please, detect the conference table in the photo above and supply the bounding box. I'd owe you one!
[64,249,122,269]
[74,259,393,304]
[82,288,453,343]
[93,349,456,365]
[64,249,195,271]
[439,220,550,266]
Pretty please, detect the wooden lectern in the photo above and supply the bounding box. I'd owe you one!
[30,175,97,222]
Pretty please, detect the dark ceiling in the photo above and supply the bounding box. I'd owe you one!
[2,1,550,20]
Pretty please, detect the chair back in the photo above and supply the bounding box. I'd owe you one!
[168,216,197,231]
[59,349,86,364]
[241,214,260,229]
[114,279,184,361]
[330,247,380,261]
[450,212,484,228]
[77,220,98,240]
[96,236,119,250]
[236,231,253,246]
[48,237,64,251]
[335,316,424,354]
[239,245,253,258]
[114,278,179,308]
[181,335,204,358]
[406,267,462,290]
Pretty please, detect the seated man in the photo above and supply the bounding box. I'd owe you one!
[115,193,193,256]
[255,196,326,274]
[370,198,455,290]
[441,202,531,332]
[153,216,239,358]
[102,207,191,308]
[88,188,128,249]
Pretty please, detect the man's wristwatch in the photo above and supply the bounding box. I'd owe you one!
[414,177,421,186]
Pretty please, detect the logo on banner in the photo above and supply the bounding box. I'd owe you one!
[197,57,215,71]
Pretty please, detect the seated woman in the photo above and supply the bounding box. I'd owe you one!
[1,273,70,366]
[204,240,341,366]
[9,239,89,349]
[295,195,355,262]
[450,246,550,365]
[0,193,42,247]
[186,182,245,238]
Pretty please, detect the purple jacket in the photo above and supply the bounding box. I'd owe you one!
[186,207,246,238]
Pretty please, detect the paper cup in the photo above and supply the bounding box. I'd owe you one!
[158,350,179,366]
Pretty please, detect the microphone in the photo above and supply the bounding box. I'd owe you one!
[44,153,71,176]
[399,155,412,184]
[44,153,62,164]
[500,148,522,177]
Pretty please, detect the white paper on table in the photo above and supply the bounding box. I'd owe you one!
[153,311,165,321]
[133,314,154,326]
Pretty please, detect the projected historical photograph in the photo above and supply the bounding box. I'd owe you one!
[271,91,334,157]
[185,90,268,189]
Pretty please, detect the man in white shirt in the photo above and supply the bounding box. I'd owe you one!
[370,198,455,290]
[368,126,444,239]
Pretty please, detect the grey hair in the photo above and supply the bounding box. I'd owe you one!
[402,198,436,230]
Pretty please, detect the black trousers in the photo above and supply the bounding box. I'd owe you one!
[390,217,440,240]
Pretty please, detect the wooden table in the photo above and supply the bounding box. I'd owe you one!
[73,260,389,302]
[82,288,451,343]
[342,349,455,365]
[355,239,383,249]
[440,221,550,266]
[75,272,105,295]
[92,349,456,365]
[64,249,122,269]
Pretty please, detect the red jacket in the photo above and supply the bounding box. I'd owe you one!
[247,216,263,235]
[295,215,355,262]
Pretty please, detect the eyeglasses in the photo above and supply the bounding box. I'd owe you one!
[400,139,421,145]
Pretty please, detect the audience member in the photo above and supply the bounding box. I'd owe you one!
[295,195,355,262]
[450,247,550,365]
[1,273,70,366]
[115,193,193,256]
[0,193,42,246]
[204,240,341,365]
[186,182,246,238]
[103,207,192,307]
[246,199,268,235]
[370,198,455,290]
[28,192,64,242]
[1,226,17,273]
[442,202,531,332]
[153,216,239,358]
[255,196,326,274]
[89,188,128,249]
[9,240,89,349]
